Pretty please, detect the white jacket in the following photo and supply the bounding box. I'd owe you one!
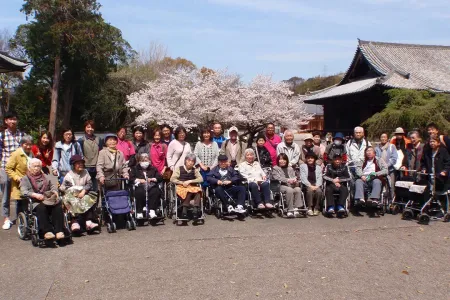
[346,138,371,166]
[238,160,266,182]
[276,142,301,166]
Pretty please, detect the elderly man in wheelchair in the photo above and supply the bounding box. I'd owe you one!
[354,147,388,209]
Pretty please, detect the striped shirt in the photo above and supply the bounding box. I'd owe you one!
[0,129,24,169]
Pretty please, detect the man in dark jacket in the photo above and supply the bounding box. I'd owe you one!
[323,132,347,164]
[323,155,351,216]
[207,155,246,214]
[420,136,450,193]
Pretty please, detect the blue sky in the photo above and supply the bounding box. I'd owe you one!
[1,0,450,81]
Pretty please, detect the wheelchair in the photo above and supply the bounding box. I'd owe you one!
[17,196,72,247]
[271,180,307,218]
[131,181,165,226]
[242,179,276,217]
[208,186,247,220]
[322,181,350,218]
[350,175,389,217]
[166,182,205,225]
[402,173,450,225]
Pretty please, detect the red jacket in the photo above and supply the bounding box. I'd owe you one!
[31,145,53,167]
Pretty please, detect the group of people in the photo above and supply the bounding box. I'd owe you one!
[0,110,449,240]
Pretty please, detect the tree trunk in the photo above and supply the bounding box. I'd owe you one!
[49,56,61,137]
[62,83,75,128]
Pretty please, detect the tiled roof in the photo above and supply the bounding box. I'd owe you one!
[304,78,378,102]
[304,39,450,103]
[358,40,450,92]
[0,52,28,73]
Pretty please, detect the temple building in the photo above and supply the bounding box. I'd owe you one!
[304,39,450,133]
[0,51,27,73]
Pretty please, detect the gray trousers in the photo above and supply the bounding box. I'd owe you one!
[305,187,323,210]
[280,186,303,211]
[355,178,382,200]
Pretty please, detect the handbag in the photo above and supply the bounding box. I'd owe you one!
[104,152,119,189]
[163,143,185,181]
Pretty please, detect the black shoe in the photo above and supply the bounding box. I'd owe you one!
[370,199,380,208]
[192,208,200,220]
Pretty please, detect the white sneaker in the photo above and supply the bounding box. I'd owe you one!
[136,213,144,219]
[287,212,294,218]
[294,211,300,217]
[235,205,246,214]
[149,210,157,219]
[2,219,12,230]
[307,209,314,216]
[227,205,234,213]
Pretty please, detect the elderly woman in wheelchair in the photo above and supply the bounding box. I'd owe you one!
[19,158,65,241]
[238,148,273,209]
[354,147,388,208]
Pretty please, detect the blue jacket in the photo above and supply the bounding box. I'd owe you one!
[212,135,227,149]
[206,166,241,188]
[51,141,83,175]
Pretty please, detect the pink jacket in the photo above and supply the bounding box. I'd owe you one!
[117,139,135,161]
[264,134,282,166]
[150,142,167,174]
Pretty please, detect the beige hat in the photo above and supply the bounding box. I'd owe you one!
[229,126,238,133]
[303,133,314,141]
[394,127,405,134]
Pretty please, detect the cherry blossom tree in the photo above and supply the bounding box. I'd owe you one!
[127,68,240,129]
[126,69,312,138]
[223,74,312,142]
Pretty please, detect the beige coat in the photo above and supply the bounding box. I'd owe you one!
[96,149,129,181]
[220,140,245,165]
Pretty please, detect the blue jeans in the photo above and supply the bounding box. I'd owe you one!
[248,181,271,205]
[1,172,11,218]
[214,185,245,206]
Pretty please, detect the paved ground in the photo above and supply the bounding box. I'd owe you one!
[0,213,449,300]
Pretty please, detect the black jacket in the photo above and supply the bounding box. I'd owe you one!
[254,146,272,169]
[207,166,241,188]
[129,164,162,185]
[323,164,351,183]
[420,146,450,191]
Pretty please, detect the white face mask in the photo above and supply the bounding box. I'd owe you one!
[140,162,150,169]
[334,140,342,146]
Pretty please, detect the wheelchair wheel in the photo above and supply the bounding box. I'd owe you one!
[443,214,450,222]
[418,214,430,225]
[277,208,283,217]
[391,205,400,215]
[31,234,39,247]
[17,212,29,240]
[214,203,222,219]
[126,221,132,231]
[402,209,414,220]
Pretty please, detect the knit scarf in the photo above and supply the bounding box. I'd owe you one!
[26,171,49,194]
[379,143,389,164]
